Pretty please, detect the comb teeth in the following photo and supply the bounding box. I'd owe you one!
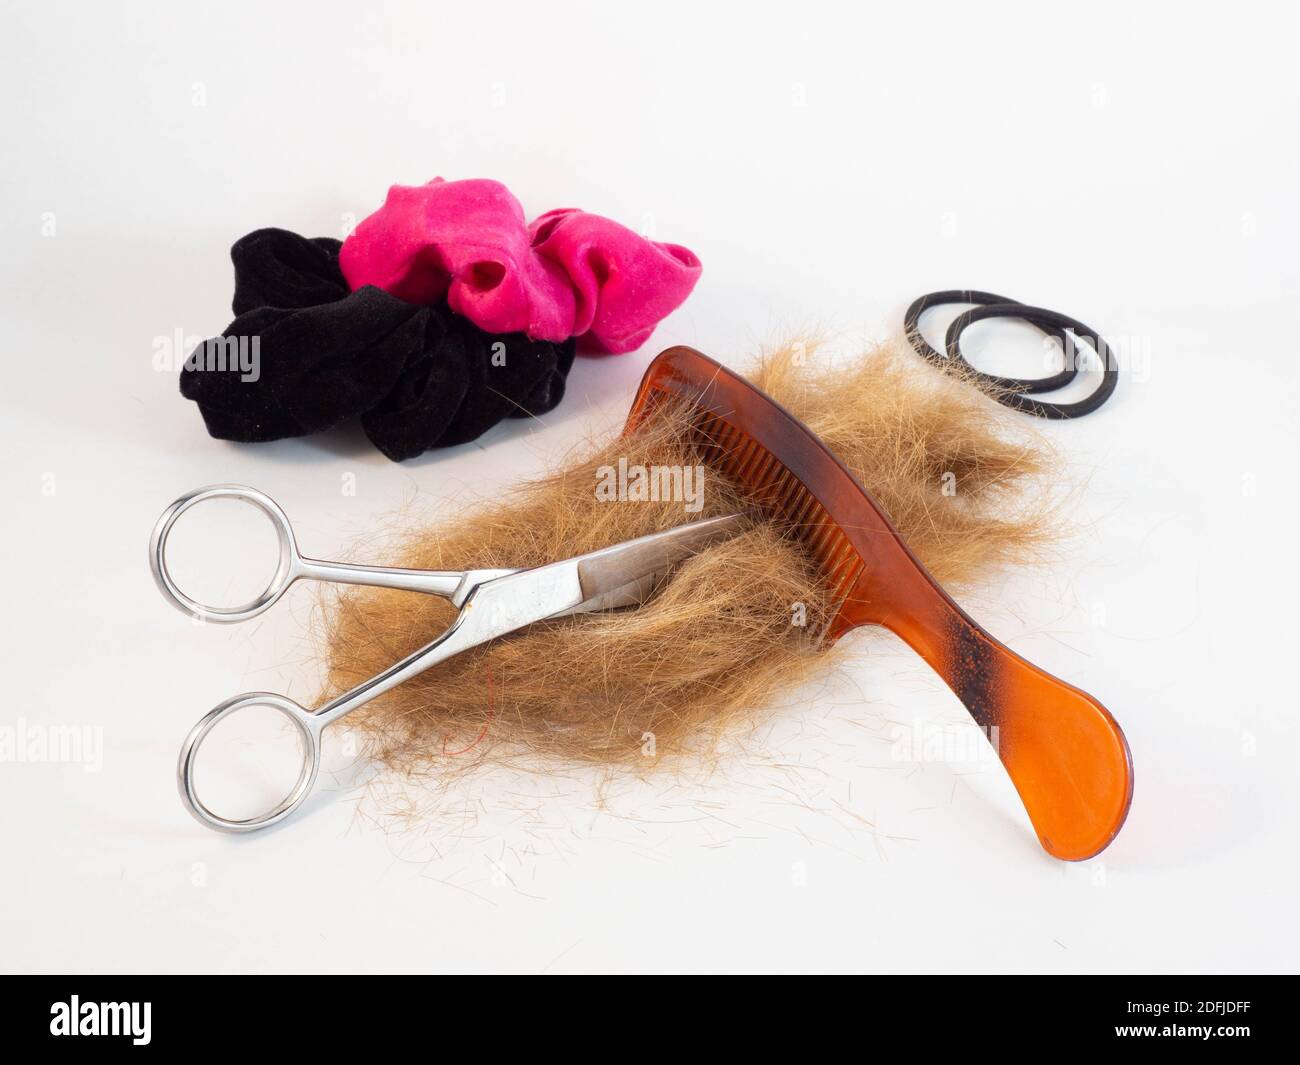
[682,404,865,637]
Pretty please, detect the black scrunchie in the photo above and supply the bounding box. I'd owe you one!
[180,228,576,461]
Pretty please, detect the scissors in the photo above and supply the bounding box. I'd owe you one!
[150,484,745,833]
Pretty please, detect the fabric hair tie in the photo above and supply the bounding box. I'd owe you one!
[180,228,574,461]
[339,177,702,354]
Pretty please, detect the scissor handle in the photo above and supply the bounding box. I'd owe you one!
[150,484,301,624]
[177,692,323,833]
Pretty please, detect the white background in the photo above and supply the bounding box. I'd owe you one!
[2,0,1297,974]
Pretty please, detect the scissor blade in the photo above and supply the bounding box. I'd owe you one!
[567,512,747,615]
[440,513,746,656]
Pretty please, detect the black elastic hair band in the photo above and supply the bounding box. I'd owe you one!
[904,290,1118,419]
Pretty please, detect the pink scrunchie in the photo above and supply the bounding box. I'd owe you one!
[338,178,701,354]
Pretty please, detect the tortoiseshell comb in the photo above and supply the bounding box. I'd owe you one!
[626,346,1133,861]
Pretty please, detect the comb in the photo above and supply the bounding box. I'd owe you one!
[625,346,1133,861]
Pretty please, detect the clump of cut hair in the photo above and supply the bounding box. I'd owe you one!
[320,338,1056,782]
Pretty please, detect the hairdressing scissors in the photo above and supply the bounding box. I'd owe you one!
[150,484,744,833]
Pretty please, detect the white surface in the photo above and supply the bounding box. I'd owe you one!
[2,0,1297,974]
